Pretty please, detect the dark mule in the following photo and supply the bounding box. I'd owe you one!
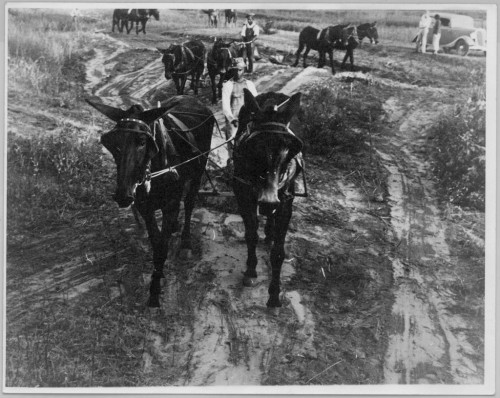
[112,9,128,33]
[125,9,160,35]
[292,24,358,74]
[225,9,237,27]
[232,89,304,308]
[207,39,240,104]
[158,41,206,96]
[357,22,379,44]
[330,25,361,71]
[328,23,378,71]
[86,96,215,307]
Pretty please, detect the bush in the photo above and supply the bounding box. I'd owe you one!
[430,89,486,210]
[7,129,111,233]
[299,82,383,159]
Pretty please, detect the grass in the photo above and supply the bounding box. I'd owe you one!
[429,84,486,210]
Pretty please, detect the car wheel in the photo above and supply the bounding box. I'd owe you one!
[455,40,469,56]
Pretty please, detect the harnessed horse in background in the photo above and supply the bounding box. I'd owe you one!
[207,38,240,104]
[158,41,206,97]
[232,89,304,308]
[86,96,215,308]
[292,24,358,74]
[225,9,237,27]
[125,9,160,35]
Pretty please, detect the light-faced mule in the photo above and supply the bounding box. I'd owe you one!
[225,9,237,27]
[232,89,304,308]
[158,41,206,97]
[86,96,215,307]
[207,38,240,104]
[292,24,358,74]
[202,9,219,28]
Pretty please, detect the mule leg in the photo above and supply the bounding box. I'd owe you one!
[180,77,187,95]
[303,47,311,68]
[192,71,200,95]
[179,174,203,258]
[349,49,355,70]
[328,49,335,75]
[217,73,224,100]
[210,74,217,104]
[173,77,181,95]
[267,199,293,308]
[234,190,259,285]
[264,214,275,244]
[317,50,324,68]
[293,42,304,67]
[138,209,168,308]
[341,51,349,69]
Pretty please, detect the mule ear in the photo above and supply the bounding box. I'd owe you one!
[157,47,167,54]
[243,88,261,114]
[139,107,169,125]
[371,22,377,27]
[280,92,301,122]
[86,99,127,122]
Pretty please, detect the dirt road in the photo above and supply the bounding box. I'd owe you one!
[6,28,485,387]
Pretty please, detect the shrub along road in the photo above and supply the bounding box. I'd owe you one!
[6,25,486,388]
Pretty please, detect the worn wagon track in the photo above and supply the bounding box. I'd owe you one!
[6,23,486,389]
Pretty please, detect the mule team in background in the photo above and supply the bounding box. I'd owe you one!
[112,9,160,35]
[99,9,380,308]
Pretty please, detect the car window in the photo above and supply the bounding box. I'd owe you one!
[441,18,451,27]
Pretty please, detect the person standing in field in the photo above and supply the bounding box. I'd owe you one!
[417,10,432,53]
[432,14,442,55]
[221,58,258,166]
[240,13,260,73]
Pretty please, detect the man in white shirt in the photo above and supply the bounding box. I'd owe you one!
[240,13,260,73]
[417,11,432,53]
[221,58,258,165]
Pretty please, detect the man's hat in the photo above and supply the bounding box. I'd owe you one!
[232,58,246,70]
[434,14,440,18]
[246,13,255,18]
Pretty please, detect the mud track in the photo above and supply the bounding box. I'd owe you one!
[85,31,485,385]
[7,29,484,388]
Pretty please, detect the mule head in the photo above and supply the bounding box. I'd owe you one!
[369,22,379,44]
[158,45,178,79]
[86,99,169,208]
[213,39,232,74]
[149,9,160,20]
[237,90,303,211]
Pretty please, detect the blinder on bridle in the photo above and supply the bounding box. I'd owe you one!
[240,122,303,160]
[101,118,159,159]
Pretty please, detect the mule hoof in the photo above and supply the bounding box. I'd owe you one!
[243,276,257,287]
[147,295,160,308]
[179,248,193,260]
[266,297,282,308]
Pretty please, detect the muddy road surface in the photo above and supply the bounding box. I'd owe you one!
[6,27,485,388]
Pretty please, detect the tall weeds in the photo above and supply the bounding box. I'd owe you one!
[430,84,486,210]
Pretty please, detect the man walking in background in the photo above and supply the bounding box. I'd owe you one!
[221,58,258,166]
[240,13,260,73]
[432,14,441,55]
[417,10,431,53]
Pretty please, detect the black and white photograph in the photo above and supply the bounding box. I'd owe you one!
[2,2,496,395]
